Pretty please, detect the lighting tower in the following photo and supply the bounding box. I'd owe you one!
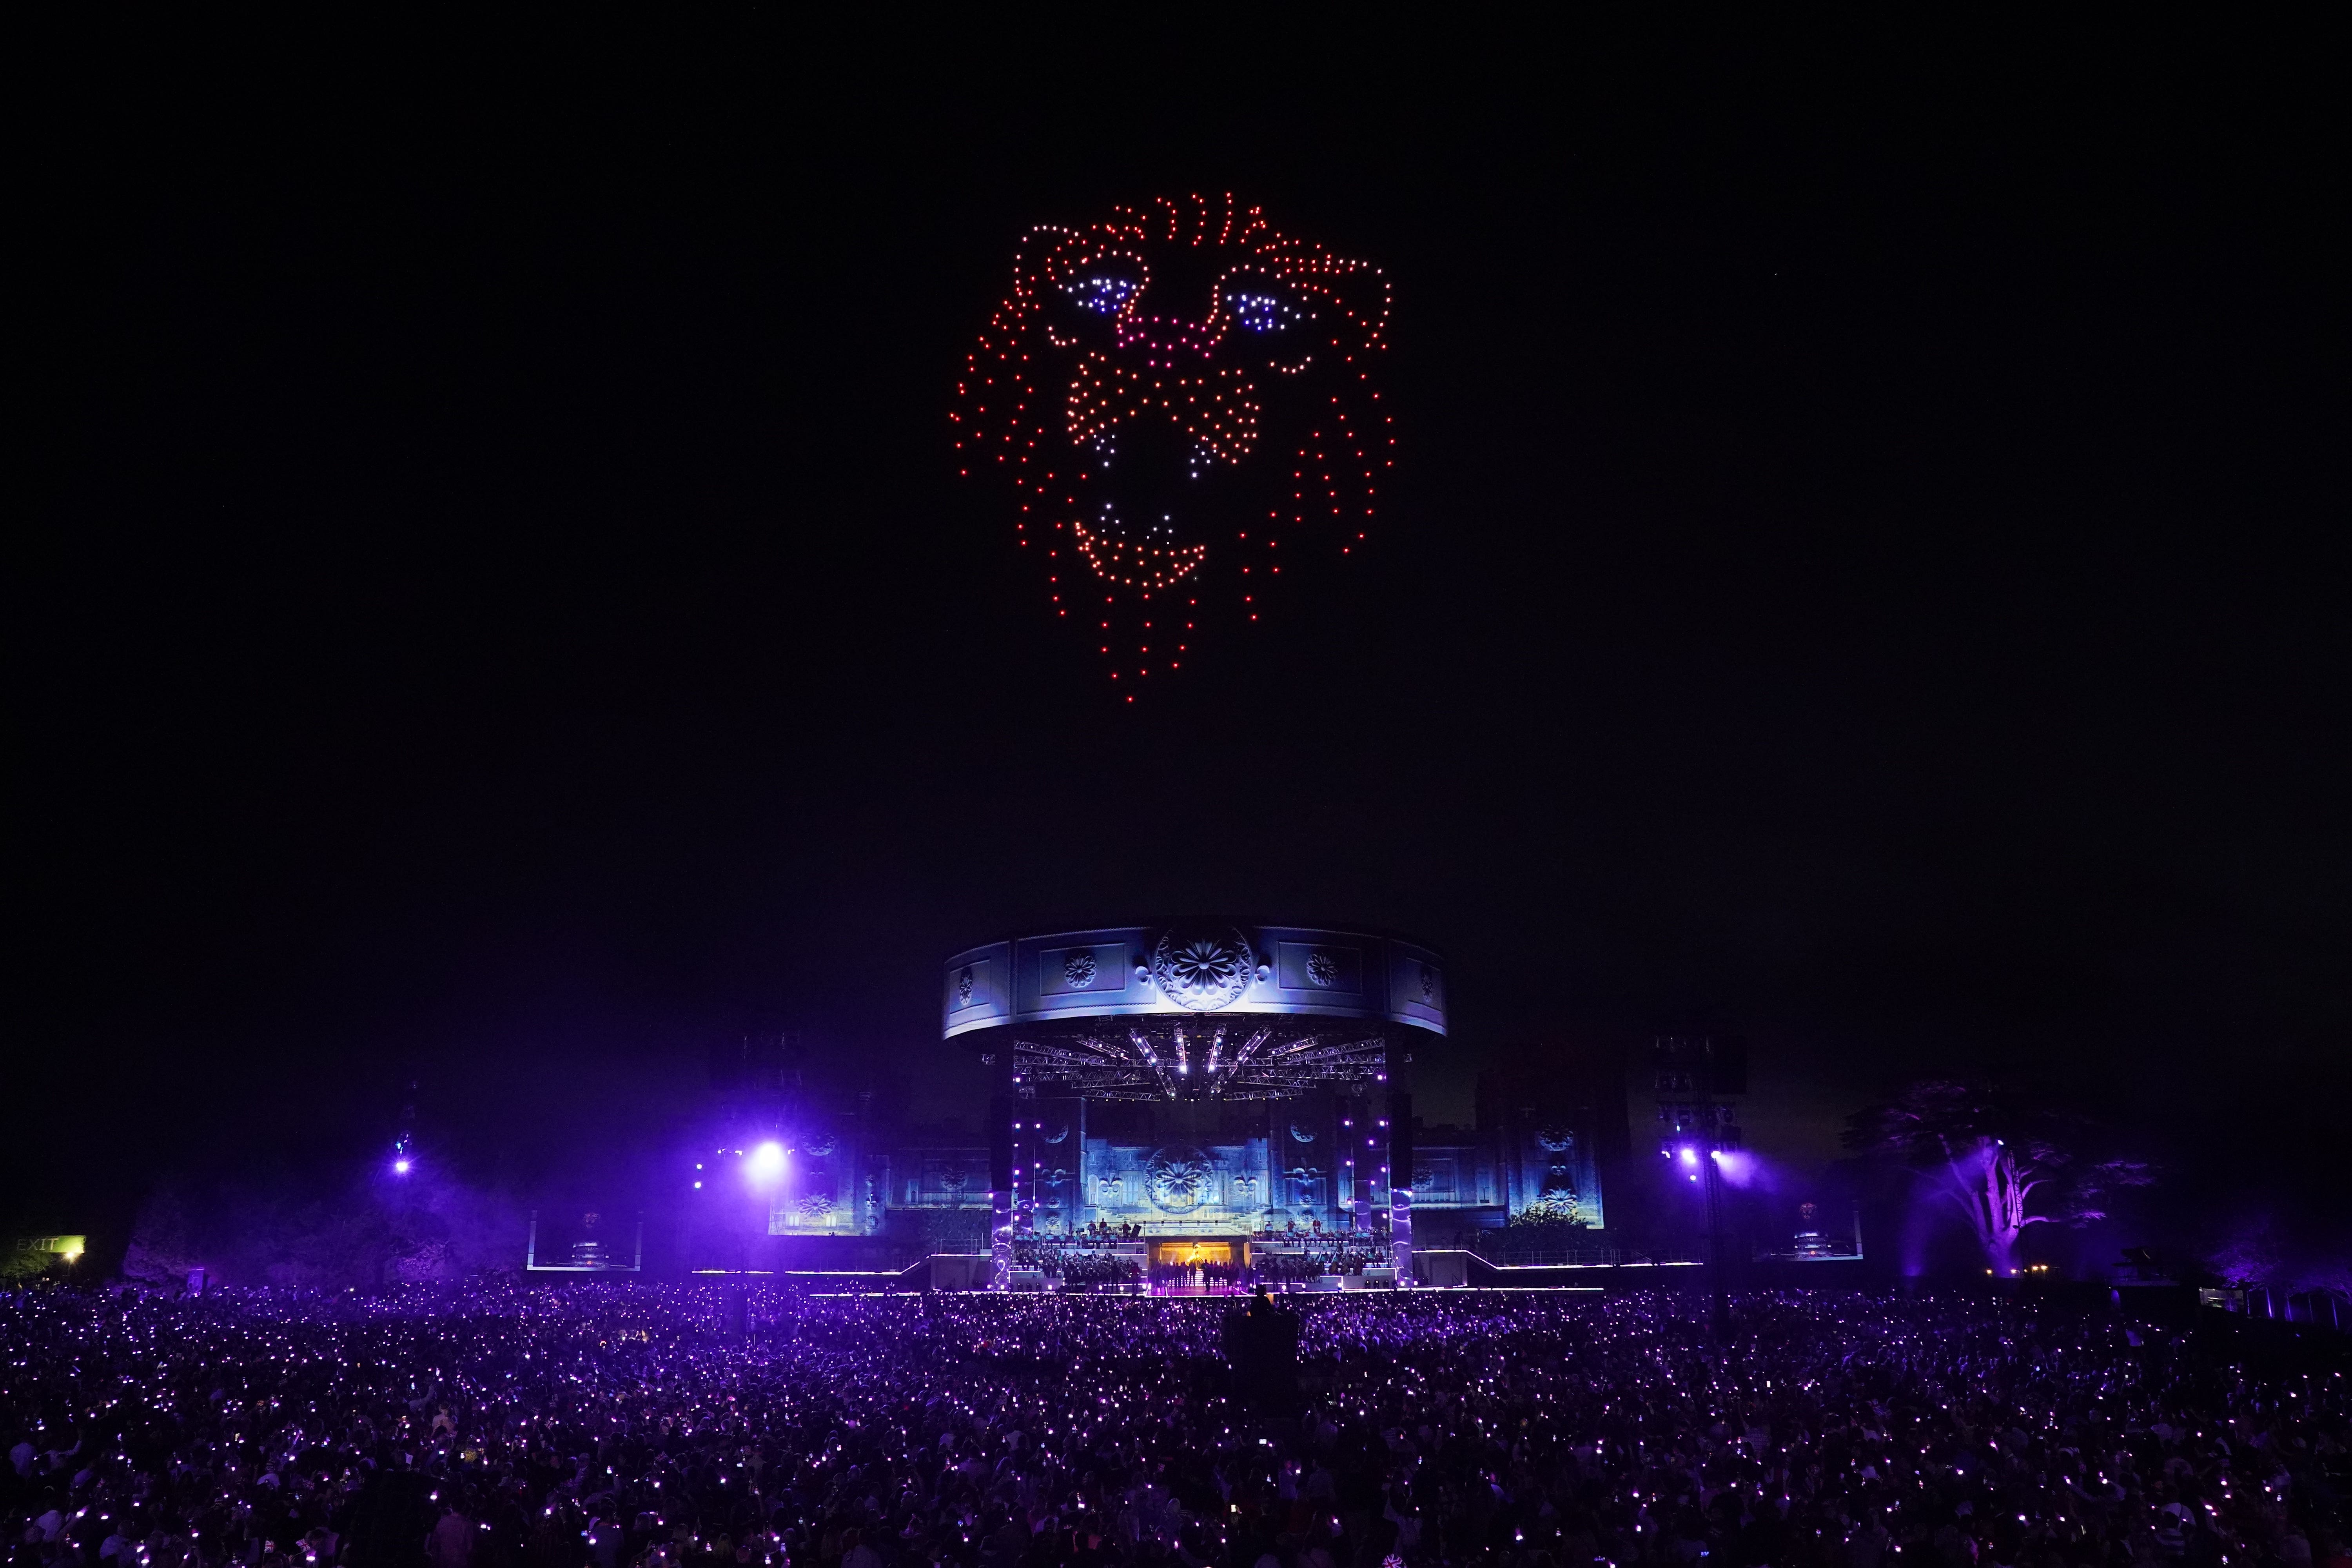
[1652,1036,1745,1342]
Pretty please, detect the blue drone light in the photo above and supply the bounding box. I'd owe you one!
[1068,276,1135,315]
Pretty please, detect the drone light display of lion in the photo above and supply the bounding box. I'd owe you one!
[953,194,1392,693]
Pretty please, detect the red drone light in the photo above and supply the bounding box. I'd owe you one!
[953,193,1392,685]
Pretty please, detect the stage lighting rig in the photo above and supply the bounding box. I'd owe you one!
[1652,1035,1746,1341]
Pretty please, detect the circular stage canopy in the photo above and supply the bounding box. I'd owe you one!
[943,923,1443,1102]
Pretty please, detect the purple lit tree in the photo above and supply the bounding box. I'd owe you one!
[1843,1080,2153,1275]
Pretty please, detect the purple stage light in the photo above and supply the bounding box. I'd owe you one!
[748,1141,787,1185]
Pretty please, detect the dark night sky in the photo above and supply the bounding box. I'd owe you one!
[14,22,2345,1247]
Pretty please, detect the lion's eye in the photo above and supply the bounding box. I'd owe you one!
[1067,276,1136,315]
[1229,291,1298,333]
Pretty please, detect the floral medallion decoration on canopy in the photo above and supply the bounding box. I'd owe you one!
[1151,926,1257,1013]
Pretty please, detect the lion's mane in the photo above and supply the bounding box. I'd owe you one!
[954,194,1391,685]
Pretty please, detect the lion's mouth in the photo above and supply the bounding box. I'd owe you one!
[1071,505,1207,591]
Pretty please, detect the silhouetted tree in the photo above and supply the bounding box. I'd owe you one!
[119,1165,523,1287]
[122,1178,205,1286]
[1843,1080,2152,1274]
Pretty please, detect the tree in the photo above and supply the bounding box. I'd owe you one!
[118,1163,525,1288]
[122,1178,205,1287]
[1843,1080,2152,1274]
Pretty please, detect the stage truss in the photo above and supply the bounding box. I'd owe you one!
[1011,1018,1389,1102]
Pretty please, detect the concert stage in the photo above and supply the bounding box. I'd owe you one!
[945,921,1453,1290]
[677,921,1610,1283]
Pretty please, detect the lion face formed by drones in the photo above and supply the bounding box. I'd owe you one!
[954,194,1391,688]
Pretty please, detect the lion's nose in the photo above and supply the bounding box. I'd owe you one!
[1070,356,1258,472]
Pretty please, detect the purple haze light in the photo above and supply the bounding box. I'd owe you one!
[1712,1150,1761,1187]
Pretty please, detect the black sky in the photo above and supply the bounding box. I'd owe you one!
[14,21,2345,1243]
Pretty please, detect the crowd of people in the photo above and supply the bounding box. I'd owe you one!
[1042,1256,1140,1291]
[1006,1238,1383,1295]
[1251,1226,1350,1241]
[1140,1262,1243,1295]
[1250,1242,1389,1286]
[4,1281,2347,1568]
[1007,1242,1236,1293]
[1007,1243,1141,1293]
